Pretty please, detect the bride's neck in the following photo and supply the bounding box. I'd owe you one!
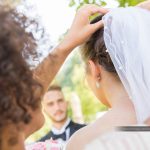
[104,79,133,108]
[2,126,25,150]
[103,80,137,124]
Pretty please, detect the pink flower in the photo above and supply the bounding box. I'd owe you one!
[26,139,62,150]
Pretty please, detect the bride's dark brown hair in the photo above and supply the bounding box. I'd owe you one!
[0,5,43,147]
[81,15,117,74]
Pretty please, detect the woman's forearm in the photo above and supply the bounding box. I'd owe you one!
[33,41,74,94]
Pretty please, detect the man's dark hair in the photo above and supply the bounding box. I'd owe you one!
[48,85,62,92]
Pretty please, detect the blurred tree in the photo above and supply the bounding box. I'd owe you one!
[118,0,144,6]
[69,0,145,8]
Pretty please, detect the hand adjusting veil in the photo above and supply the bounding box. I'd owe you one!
[103,7,150,123]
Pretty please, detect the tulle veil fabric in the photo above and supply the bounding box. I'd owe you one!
[103,7,150,124]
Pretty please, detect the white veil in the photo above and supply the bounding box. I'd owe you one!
[103,7,150,124]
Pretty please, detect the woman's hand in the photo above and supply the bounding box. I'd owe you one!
[137,0,150,11]
[61,4,109,50]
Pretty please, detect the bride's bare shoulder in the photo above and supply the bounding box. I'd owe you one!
[65,116,111,150]
[65,108,136,150]
[66,123,96,150]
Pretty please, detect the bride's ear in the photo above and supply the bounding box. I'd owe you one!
[88,60,101,79]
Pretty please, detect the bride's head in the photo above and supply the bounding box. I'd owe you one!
[81,16,121,107]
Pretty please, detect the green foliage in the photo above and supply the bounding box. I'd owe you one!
[68,0,145,9]
[69,0,107,9]
[69,0,76,7]
[118,0,145,6]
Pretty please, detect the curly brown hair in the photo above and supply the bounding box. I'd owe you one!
[81,15,117,74]
[0,5,43,132]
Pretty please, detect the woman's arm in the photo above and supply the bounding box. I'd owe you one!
[137,0,150,10]
[33,5,108,94]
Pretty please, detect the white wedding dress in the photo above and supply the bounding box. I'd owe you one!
[85,6,150,150]
[85,131,150,150]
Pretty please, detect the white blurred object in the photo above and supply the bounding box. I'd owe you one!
[70,92,84,124]
[85,131,150,150]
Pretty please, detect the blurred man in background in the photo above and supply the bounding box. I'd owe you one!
[39,85,85,144]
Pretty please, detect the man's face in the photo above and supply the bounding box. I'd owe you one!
[42,90,68,123]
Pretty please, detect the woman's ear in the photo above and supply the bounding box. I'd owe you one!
[88,60,101,79]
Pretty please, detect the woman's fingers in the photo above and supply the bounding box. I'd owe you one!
[63,4,108,48]
[90,20,104,33]
[78,4,109,16]
[90,7,109,15]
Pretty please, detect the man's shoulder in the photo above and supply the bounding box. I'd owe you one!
[69,120,86,130]
[68,120,86,137]
[66,125,89,150]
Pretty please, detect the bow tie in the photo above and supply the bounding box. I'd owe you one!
[52,131,66,141]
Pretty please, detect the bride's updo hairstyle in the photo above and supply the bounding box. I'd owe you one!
[81,16,117,75]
